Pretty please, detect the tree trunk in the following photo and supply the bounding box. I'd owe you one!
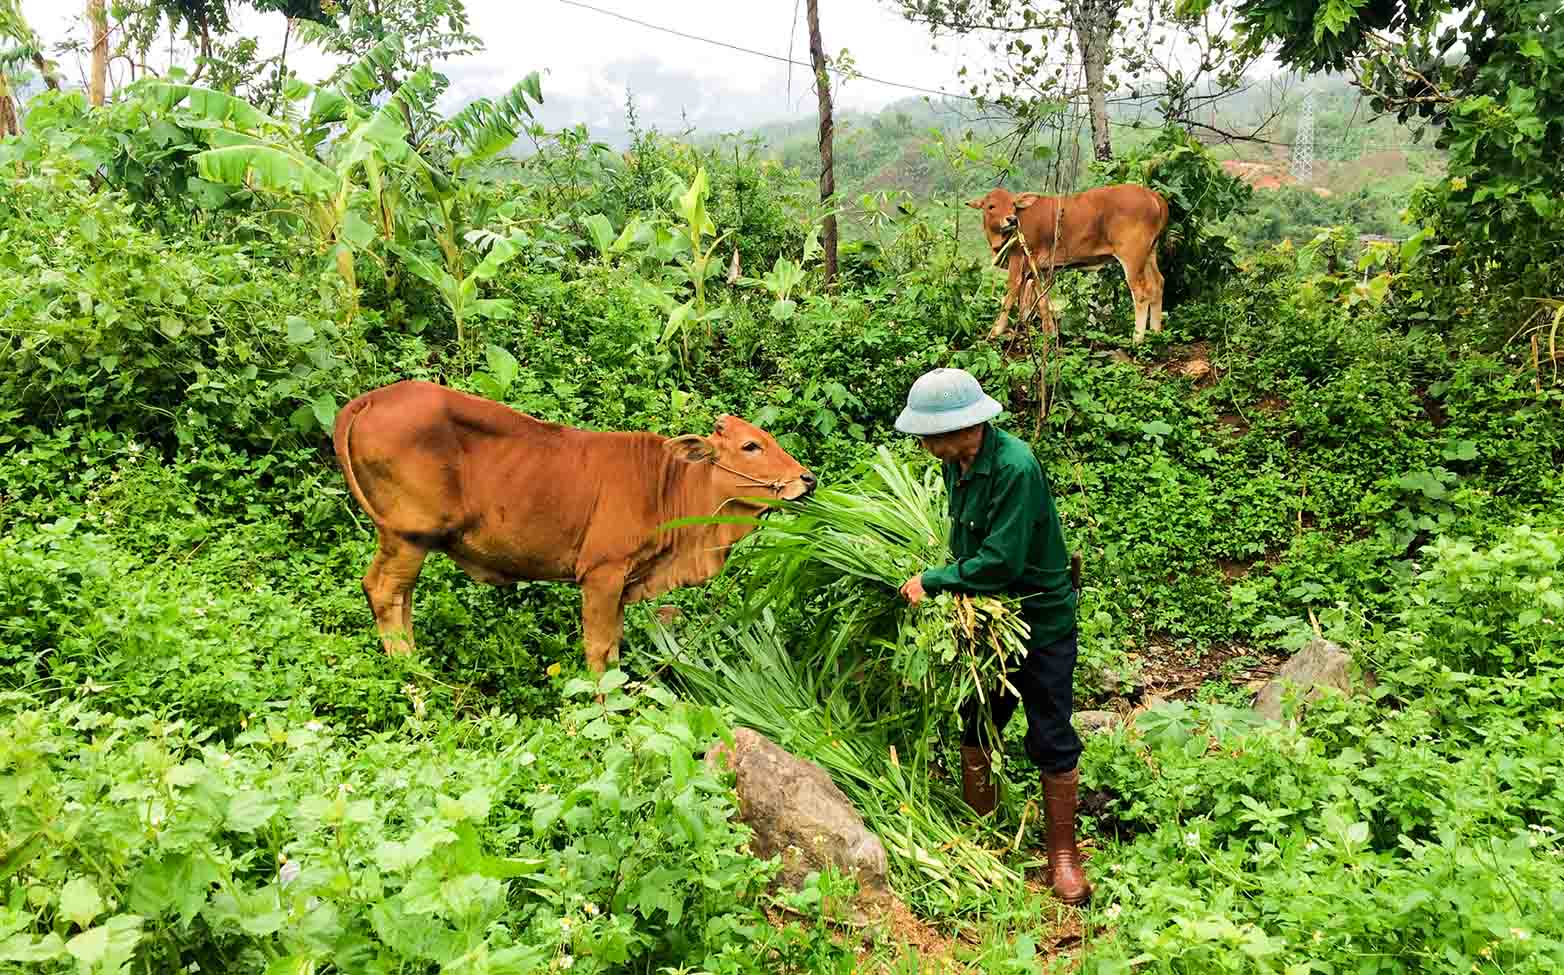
[806,0,837,289]
[1071,0,1117,162]
[87,0,108,106]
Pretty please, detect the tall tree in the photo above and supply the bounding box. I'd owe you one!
[87,0,108,106]
[806,0,838,288]
[894,0,1264,163]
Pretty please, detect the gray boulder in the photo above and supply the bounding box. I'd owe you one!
[706,728,892,919]
[1074,710,1122,733]
[1252,639,1374,721]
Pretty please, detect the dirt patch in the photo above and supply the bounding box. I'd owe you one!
[1216,413,1250,437]
[1414,386,1448,427]
[1256,394,1289,413]
[1107,641,1285,708]
[1217,558,1255,580]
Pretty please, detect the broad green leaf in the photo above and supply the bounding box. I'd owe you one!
[611,216,644,254]
[387,242,455,296]
[662,301,694,344]
[143,82,278,131]
[471,235,520,280]
[341,35,404,99]
[437,787,492,823]
[286,317,316,345]
[484,345,520,391]
[65,915,143,972]
[311,394,338,433]
[770,298,796,321]
[195,144,337,197]
[129,853,217,926]
[530,797,565,834]
[0,931,66,962]
[308,87,352,124]
[341,209,376,249]
[583,213,615,259]
[470,298,513,320]
[59,876,104,929]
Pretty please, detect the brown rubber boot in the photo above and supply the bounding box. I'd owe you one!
[1041,767,1092,905]
[959,745,997,816]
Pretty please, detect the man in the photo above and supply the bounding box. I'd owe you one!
[893,367,1091,905]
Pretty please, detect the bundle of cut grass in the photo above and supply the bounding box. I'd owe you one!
[647,610,1024,910]
[650,447,1035,909]
[728,446,1032,747]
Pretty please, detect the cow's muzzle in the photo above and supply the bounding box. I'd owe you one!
[782,472,817,501]
[1001,215,1018,232]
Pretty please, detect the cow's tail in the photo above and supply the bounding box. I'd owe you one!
[334,396,384,527]
[1155,190,1174,255]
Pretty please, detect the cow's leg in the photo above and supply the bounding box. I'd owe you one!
[1147,247,1166,335]
[362,534,429,656]
[579,568,628,676]
[990,287,1016,339]
[1119,255,1152,345]
[989,252,1027,340]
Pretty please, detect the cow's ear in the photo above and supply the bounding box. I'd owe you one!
[964,198,984,210]
[668,434,717,463]
[1014,193,1040,210]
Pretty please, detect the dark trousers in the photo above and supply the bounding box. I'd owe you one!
[960,629,1083,774]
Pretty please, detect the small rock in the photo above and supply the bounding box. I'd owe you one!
[1252,639,1374,721]
[1073,710,1120,733]
[706,728,892,921]
[1180,357,1213,381]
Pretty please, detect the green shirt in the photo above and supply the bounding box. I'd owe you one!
[920,424,1077,646]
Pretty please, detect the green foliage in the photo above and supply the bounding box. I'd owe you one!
[0,682,859,974]
[1080,661,1564,973]
[1213,0,1564,334]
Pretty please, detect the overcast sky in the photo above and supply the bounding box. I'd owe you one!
[21,0,995,141]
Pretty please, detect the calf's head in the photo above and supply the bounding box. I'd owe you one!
[670,415,816,504]
[965,188,1040,249]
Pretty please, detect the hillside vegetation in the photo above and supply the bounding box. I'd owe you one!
[1,17,1562,975]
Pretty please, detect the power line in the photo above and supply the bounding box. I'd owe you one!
[555,0,979,103]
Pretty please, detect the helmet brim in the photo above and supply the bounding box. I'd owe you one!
[893,395,1004,436]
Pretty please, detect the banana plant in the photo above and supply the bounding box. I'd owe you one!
[389,233,523,348]
[147,37,421,320]
[408,72,543,301]
[661,166,731,366]
[582,213,646,264]
[740,257,808,321]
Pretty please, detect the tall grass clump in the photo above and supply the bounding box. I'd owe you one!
[651,447,1037,911]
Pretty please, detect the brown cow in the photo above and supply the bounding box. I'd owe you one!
[333,380,815,673]
[968,184,1170,344]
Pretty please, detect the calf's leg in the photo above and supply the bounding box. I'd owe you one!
[1120,254,1153,345]
[579,568,628,675]
[362,534,429,655]
[1146,247,1166,336]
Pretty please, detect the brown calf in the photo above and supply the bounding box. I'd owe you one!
[968,184,1170,344]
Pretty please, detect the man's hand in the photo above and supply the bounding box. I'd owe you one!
[899,574,927,606]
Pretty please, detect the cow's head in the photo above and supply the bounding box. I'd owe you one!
[670,416,816,504]
[965,188,1040,249]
